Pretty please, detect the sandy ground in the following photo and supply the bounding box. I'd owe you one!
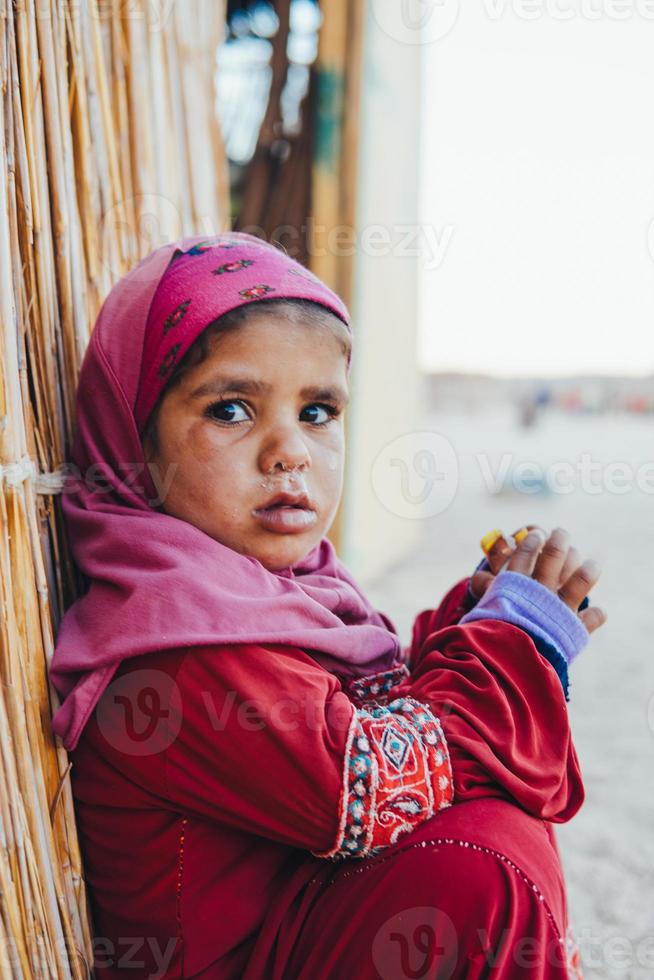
[361,406,654,980]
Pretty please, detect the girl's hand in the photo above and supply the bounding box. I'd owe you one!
[470,524,544,599]
[505,527,607,634]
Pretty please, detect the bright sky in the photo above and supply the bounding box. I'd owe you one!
[417,2,654,377]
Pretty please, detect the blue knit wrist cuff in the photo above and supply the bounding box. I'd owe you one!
[524,631,571,701]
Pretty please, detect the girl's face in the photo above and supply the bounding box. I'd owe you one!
[142,312,349,572]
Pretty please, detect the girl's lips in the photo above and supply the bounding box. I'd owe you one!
[252,505,318,534]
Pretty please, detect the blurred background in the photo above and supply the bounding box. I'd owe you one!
[218,3,653,977]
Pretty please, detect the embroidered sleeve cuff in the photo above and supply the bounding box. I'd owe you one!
[342,664,410,706]
[459,569,589,667]
[312,697,453,860]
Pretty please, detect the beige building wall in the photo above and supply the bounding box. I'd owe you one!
[341,6,428,583]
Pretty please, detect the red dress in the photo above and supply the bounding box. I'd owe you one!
[69,579,584,978]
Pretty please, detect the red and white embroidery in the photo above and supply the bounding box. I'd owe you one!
[344,664,410,705]
[313,696,452,860]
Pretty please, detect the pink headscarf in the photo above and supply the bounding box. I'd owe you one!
[49,233,402,751]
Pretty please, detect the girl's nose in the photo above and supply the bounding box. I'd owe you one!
[258,425,311,475]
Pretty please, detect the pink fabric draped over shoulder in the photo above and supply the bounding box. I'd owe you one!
[49,233,402,752]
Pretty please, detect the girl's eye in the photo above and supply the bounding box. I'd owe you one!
[205,400,251,424]
[300,403,339,426]
[204,400,339,426]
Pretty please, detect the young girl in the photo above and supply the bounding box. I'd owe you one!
[49,232,604,979]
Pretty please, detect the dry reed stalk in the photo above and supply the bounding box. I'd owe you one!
[174,3,229,231]
[338,0,365,307]
[1,1,229,975]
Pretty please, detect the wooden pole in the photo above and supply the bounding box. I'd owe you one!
[311,1,366,554]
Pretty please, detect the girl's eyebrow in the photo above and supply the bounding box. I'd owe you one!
[190,377,350,405]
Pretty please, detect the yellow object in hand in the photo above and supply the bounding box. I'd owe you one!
[480,529,503,554]
[513,527,530,544]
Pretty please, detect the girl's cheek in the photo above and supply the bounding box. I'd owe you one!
[318,441,344,476]
[196,419,248,451]
[183,419,232,460]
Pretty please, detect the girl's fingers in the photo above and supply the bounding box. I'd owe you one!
[499,524,547,573]
[558,545,581,587]
[483,525,546,577]
[480,521,606,632]
[470,569,494,599]
[506,528,547,576]
[579,605,607,634]
[510,523,544,539]
[532,527,571,590]
[558,559,602,612]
